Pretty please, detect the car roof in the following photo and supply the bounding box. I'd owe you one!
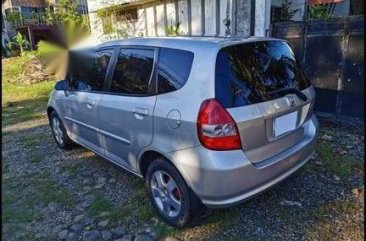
[70,36,285,52]
[97,36,280,47]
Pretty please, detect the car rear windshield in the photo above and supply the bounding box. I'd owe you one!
[215,40,311,108]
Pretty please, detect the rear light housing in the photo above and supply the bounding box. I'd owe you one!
[197,99,241,150]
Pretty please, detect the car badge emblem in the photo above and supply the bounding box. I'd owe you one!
[287,96,296,107]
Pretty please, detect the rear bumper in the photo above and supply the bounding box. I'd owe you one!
[166,114,319,208]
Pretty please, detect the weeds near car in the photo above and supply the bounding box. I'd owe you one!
[316,142,363,177]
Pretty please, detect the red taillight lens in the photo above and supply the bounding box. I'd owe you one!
[197,99,241,150]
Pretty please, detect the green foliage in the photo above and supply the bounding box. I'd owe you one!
[272,0,300,22]
[306,4,330,20]
[96,8,112,18]
[44,7,57,25]
[101,16,114,34]
[165,22,181,36]
[316,142,363,177]
[88,197,113,216]
[6,12,22,26]
[2,53,55,112]
[6,32,30,57]
[13,32,30,54]
[6,41,20,56]
[43,0,90,46]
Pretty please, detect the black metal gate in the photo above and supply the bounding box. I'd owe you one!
[270,16,364,120]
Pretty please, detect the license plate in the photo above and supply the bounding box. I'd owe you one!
[273,111,298,137]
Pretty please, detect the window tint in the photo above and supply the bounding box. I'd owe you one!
[110,48,154,95]
[215,41,311,108]
[157,48,194,94]
[69,50,112,91]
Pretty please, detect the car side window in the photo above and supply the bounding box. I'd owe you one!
[69,50,113,92]
[157,48,194,94]
[110,48,154,95]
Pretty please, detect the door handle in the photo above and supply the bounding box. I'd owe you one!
[86,98,96,108]
[132,108,149,120]
[65,91,77,100]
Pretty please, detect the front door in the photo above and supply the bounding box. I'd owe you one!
[64,48,115,154]
[98,47,157,171]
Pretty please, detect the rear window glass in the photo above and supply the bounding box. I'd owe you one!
[215,41,311,108]
[157,48,194,94]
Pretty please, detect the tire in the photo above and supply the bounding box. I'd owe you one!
[49,111,73,149]
[145,158,196,228]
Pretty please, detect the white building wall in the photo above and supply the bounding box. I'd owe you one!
[87,0,257,42]
[190,0,202,35]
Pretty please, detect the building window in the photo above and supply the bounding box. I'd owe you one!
[115,8,138,22]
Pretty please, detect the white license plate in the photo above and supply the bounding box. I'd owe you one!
[274,111,298,137]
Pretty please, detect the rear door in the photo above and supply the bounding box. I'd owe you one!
[64,48,115,153]
[98,47,157,170]
[215,40,315,164]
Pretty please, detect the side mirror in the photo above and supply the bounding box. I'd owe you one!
[54,80,69,91]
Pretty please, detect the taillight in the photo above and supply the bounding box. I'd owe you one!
[197,99,241,150]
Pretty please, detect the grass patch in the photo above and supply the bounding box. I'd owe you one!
[155,222,178,238]
[306,200,363,240]
[312,200,360,223]
[2,174,45,223]
[316,142,363,177]
[60,163,84,179]
[34,178,74,206]
[28,153,42,163]
[2,207,41,223]
[88,197,114,216]
[2,54,55,126]
[131,184,155,221]
[2,53,35,81]
[20,136,38,148]
[2,81,54,104]
[3,173,74,214]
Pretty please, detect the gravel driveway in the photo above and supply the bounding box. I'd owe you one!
[2,114,364,241]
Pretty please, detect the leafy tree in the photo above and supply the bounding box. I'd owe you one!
[44,0,90,46]
[6,12,22,26]
[13,32,30,55]
[306,4,330,20]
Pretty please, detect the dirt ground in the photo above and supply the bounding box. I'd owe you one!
[2,112,364,241]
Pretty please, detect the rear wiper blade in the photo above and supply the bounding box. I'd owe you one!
[267,87,308,102]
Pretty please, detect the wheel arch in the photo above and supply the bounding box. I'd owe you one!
[138,148,206,212]
[138,150,167,178]
[47,106,56,120]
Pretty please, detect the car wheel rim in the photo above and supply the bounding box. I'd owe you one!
[151,170,182,218]
[52,117,64,145]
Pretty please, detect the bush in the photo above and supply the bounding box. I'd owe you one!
[6,41,21,57]
[6,32,31,57]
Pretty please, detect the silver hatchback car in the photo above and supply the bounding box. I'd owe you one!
[47,37,319,227]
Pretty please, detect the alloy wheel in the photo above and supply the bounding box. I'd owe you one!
[52,117,64,145]
[150,170,182,218]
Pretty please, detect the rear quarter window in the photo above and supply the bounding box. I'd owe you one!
[157,48,194,94]
[215,41,311,108]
